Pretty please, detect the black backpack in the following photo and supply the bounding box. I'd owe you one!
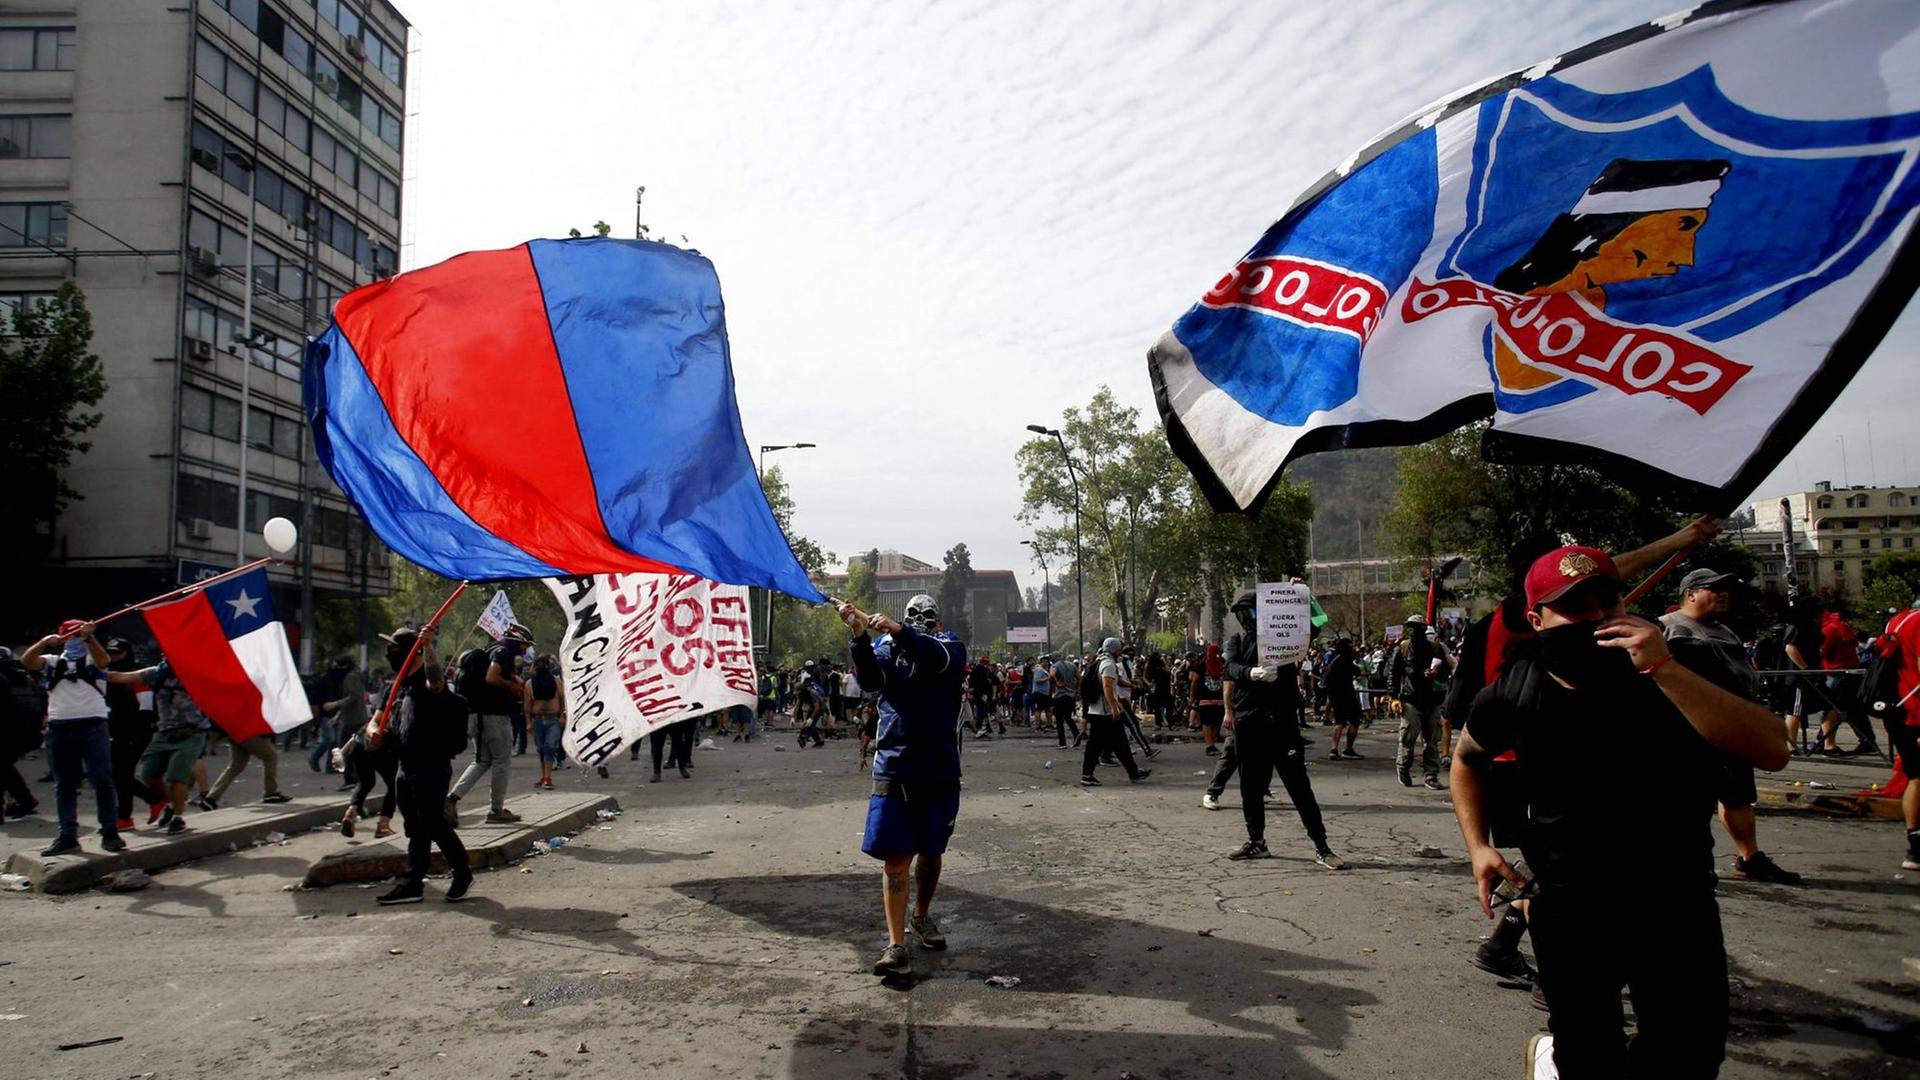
[1079,660,1102,703]
[454,647,494,705]
[0,659,48,744]
[1859,611,1919,716]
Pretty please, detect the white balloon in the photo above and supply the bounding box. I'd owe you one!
[263,516,298,555]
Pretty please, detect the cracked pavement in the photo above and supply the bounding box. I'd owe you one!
[1,722,1915,1078]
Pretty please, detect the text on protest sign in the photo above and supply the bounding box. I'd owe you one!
[543,572,758,765]
[1256,582,1313,667]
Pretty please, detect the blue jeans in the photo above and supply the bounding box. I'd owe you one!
[47,717,117,840]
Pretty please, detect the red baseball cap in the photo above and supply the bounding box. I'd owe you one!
[57,618,86,637]
[1524,545,1623,609]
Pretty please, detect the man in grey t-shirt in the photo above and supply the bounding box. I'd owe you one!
[1661,568,1800,885]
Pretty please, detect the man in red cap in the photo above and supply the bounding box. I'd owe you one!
[1451,546,1788,1078]
[18,620,125,856]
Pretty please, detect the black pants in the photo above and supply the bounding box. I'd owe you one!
[1530,882,1727,1077]
[1120,705,1152,754]
[348,743,399,819]
[1234,718,1326,849]
[511,711,528,754]
[396,763,468,883]
[109,720,156,818]
[1081,714,1140,778]
[1052,697,1078,746]
[651,721,694,770]
[1,740,33,810]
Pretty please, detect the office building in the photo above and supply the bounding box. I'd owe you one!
[1744,481,1920,597]
[2,0,409,658]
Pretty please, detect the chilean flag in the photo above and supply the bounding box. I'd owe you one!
[303,237,824,600]
[141,567,310,741]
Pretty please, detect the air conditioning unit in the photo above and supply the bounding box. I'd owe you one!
[188,339,214,362]
[189,518,214,540]
[345,35,367,61]
[188,246,219,277]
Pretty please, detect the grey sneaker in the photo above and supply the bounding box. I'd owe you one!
[484,809,522,824]
[910,913,947,951]
[1314,848,1347,870]
[1227,840,1271,861]
[872,943,912,977]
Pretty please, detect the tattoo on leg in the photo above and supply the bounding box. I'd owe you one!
[885,865,909,895]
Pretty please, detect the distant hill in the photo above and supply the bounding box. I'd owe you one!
[1285,448,1400,561]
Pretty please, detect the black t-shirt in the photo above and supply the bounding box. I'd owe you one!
[1466,651,1718,890]
[471,645,520,714]
[967,665,996,698]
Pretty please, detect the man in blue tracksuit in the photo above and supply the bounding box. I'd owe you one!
[838,592,966,980]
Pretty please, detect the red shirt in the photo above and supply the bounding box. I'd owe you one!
[1819,613,1857,670]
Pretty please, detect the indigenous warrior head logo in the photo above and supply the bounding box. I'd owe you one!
[1490,159,1729,394]
[1557,552,1599,578]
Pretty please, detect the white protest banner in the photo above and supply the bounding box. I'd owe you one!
[1255,582,1313,667]
[542,572,758,766]
[475,589,516,642]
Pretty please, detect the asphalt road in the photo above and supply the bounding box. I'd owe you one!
[2,719,1916,1079]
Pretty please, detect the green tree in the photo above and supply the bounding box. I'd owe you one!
[1017,385,1312,648]
[845,550,880,612]
[1862,553,1920,620]
[938,543,975,644]
[0,284,105,570]
[755,463,835,667]
[1384,423,1694,599]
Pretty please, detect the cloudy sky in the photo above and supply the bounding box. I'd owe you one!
[395,0,1920,596]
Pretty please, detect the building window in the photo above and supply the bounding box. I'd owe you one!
[363,29,404,87]
[0,203,67,248]
[316,0,363,41]
[1843,519,1858,529]
[1861,538,1872,550]
[1905,537,1914,549]
[0,28,76,71]
[1835,561,1847,575]
[181,385,242,442]
[0,290,57,334]
[256,88,310,154]
[1831,538,1843,552]
[0,114,71,158]
[245,488,302,532]
[310,126,356,186]
[1884,537,1894,549]
[317,506,351,549]
[1815,495,1833,510]
[195,37,255,112]
[1893,492,1909,507]
[178,473,241,531]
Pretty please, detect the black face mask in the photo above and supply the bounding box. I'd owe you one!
[1533,620,1636,687]
[1234,608,1255,633]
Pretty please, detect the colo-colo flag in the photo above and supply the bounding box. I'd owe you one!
[304,238,824,600]
[1150,0,1920,512]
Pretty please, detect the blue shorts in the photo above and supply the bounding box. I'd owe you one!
[861,783,960,860]
[533,716,564,764]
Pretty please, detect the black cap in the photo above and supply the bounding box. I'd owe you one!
[1230,590,1257,612]
[1678,568,1738,593]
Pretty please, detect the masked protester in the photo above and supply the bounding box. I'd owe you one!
[1220,591,1344,870]
[375,625,474,906]
[1452,546,1789,1078]
[838,594,966,981]
[19,621,123,856]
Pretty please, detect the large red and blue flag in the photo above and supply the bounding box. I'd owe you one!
[141,567,310,741]
[303,238,823,599]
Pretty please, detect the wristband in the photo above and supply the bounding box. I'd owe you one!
[1640,653,1675,677]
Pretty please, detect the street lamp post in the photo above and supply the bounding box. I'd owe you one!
[1026,424,1084,655]
[757,442,817,665]
[1021,538,1050,650]
[225,149,258,565]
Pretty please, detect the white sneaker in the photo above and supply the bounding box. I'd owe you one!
[1201,793,1220,811]
[1526,1034,1558,1080]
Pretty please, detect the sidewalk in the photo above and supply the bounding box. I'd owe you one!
[300,789,618,887]
[3,795,348,894]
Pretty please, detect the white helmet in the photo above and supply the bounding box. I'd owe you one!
[904,594,939,631]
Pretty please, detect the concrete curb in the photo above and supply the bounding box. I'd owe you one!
[3,797,349,894]
[1754,784,1903,821]
[301,792,619,887]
